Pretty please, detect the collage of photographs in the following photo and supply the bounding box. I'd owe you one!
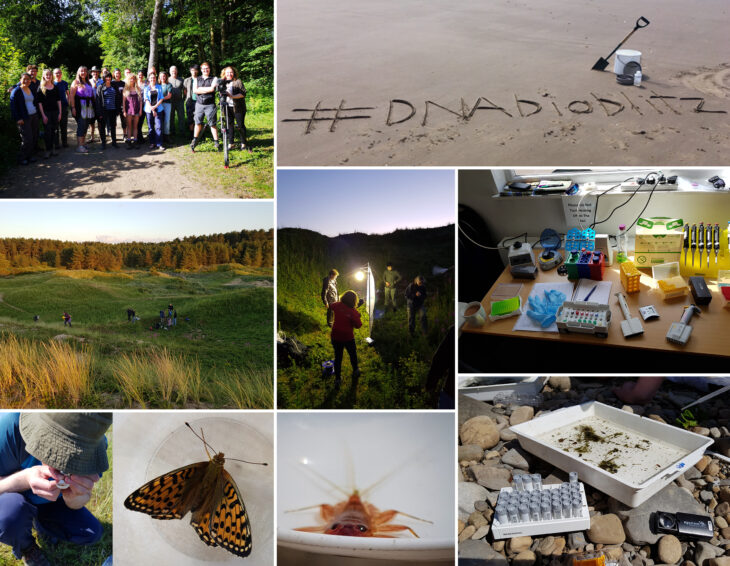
[0,0,729,565]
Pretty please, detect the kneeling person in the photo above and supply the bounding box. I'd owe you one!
[0,412,111,566]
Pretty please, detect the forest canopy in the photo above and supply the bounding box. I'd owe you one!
[0,0,272,92]
[0,229,274,273]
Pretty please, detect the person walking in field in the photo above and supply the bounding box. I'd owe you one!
[328,290,362,387]
[405,275,427,336]
[159,310,165,322]
[173,310,177,326]
[383,262,401,312]
[0,412,110,566]
[62,312,72,327]
[126,308,136,322]
[321,269,339,327]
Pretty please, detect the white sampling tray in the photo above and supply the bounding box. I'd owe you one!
[458,376,549,401]
[510,401,713,507]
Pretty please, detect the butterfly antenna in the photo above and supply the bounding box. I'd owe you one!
[299,459,349,497]
[186,422,216,460]
[228,458,268,466]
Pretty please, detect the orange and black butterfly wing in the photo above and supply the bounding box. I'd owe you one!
[124,462,208,519]
[209,468,252,557]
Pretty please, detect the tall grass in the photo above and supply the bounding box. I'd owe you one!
[113,348,202,409]
[0,334,91,407]
[215,367,273,409]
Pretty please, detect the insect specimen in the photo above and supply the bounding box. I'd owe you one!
[288,465,431,538]
[124,422,267,557]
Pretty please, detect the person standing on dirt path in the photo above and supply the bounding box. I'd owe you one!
[328,290,362,388]
[69,66,95,154]
[168,66,185,137]
[383,262,401,313]
[136,70,147,143]
[143,72,165,151]
[62,312,72,327]
[122,74,142,149]
[183,64,200,139]
[321,269,339,327]
[97,73,118,149]
[10,73,39,165]
[0,412,110,566]
[87,66,101,143]
[111,69,126,137]
[190,62,220,152]
[405,275,427,336]
[52,68,69,150]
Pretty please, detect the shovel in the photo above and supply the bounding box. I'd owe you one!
[592,16,650,71]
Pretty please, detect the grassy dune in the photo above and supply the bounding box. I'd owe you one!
[0,267,273,408]
[277,226,454,409]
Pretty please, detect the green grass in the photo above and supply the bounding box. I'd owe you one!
[0,267,273,408]
[0,427,112,566]
[171,97,273,198]
[277,227,454,409]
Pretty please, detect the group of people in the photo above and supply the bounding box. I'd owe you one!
[126,305,178,328]
[319,263,429,385]
[10,62,252,165]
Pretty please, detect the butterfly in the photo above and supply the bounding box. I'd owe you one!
[124,422,267,558]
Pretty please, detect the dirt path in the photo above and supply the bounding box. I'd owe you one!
[0,293,27,313]
[0,117,221,198]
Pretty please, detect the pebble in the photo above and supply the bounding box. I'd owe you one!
[677,476,695,491]
[658,535,682,564]
[472,525,490,540]
[485,491,500,508]
[605,546,624,560]
[513,550,537,566]
[685,467,703,480]
[458,520,465,534]
[585,543,595,552]
[469,510,488,529]
[696,455,712,473]
[536,536,556,555]
[648,414,667,423]
[715,502,730,516]
[691,427,711,436]
[458,481,488,520]
[552,537,566,555]
[493,540,505,552]
[701,490,715,503]
[459,540,509,565]
[709,559,730,566]
[509,406,534,426]
[470,465,512,490]
[501,448,530,470]
[721,527,730,539]
[719,487,730,504]
[548,376,571,391]
[459,444,485,462]
[695,541,724,566]
[622,405,634,413]
[716,516,728,528]
[474,500,490,513]
[459,525,476,542]
[484,450,500,459]
[460,416,500,449]
[710,427,722,439]
[507,536,533,554]
[706,461,721,477]
[569,532,587,550]
[500,428,518,441]
[587,514,626,544]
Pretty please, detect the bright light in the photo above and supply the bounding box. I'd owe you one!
[355,271,365,281]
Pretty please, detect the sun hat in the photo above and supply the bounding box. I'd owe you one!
[19,413,112,475]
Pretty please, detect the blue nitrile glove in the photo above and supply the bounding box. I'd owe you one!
[526,290,566,328]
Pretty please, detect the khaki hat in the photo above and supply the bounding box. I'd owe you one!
[19,413,112,476]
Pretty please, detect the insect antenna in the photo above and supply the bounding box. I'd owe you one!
[185,422,217,460]
[227,458,268,466]
[299,458,350,497]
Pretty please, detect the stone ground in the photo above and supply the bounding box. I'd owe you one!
[459,377,730,566]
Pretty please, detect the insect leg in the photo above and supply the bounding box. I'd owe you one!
[285,503,336,522]
[373,509,433,525]
[371,524,420,538]
[293,525,329,534]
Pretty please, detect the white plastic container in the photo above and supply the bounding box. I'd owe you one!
[614,49,642,74]
[510,401,713,507]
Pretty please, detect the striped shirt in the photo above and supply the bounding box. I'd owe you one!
[102,85,116,110]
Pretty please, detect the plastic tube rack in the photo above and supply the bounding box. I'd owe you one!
[491,475,591,539]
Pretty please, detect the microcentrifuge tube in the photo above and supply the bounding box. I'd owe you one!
[508,504,519,523]
[552,500,562,519]
[540,501,552,520]
[522,474,533,491]
[530,502,540,521]
[569,471,579,484]
[561,499,572,518]
[572,498,581,517]
[513,474,523,491]
[532,474,542,490]
[495,505,508,524]
[519,503,529,522]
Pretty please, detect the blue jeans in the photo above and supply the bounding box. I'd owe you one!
[162,103,171,135]
[331,338,358,380]
[146,111,163,146]
[407,303,427,334]
[0,492,102,558]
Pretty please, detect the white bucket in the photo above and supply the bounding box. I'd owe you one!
[614,49,642,74]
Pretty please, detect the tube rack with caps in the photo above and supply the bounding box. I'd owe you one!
[556,301,611,337]
[492,473,591,539]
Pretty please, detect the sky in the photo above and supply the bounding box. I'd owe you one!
[277,170,455,236]
[0,201,273,243]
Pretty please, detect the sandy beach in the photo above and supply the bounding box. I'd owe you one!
[277,0,730,166]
